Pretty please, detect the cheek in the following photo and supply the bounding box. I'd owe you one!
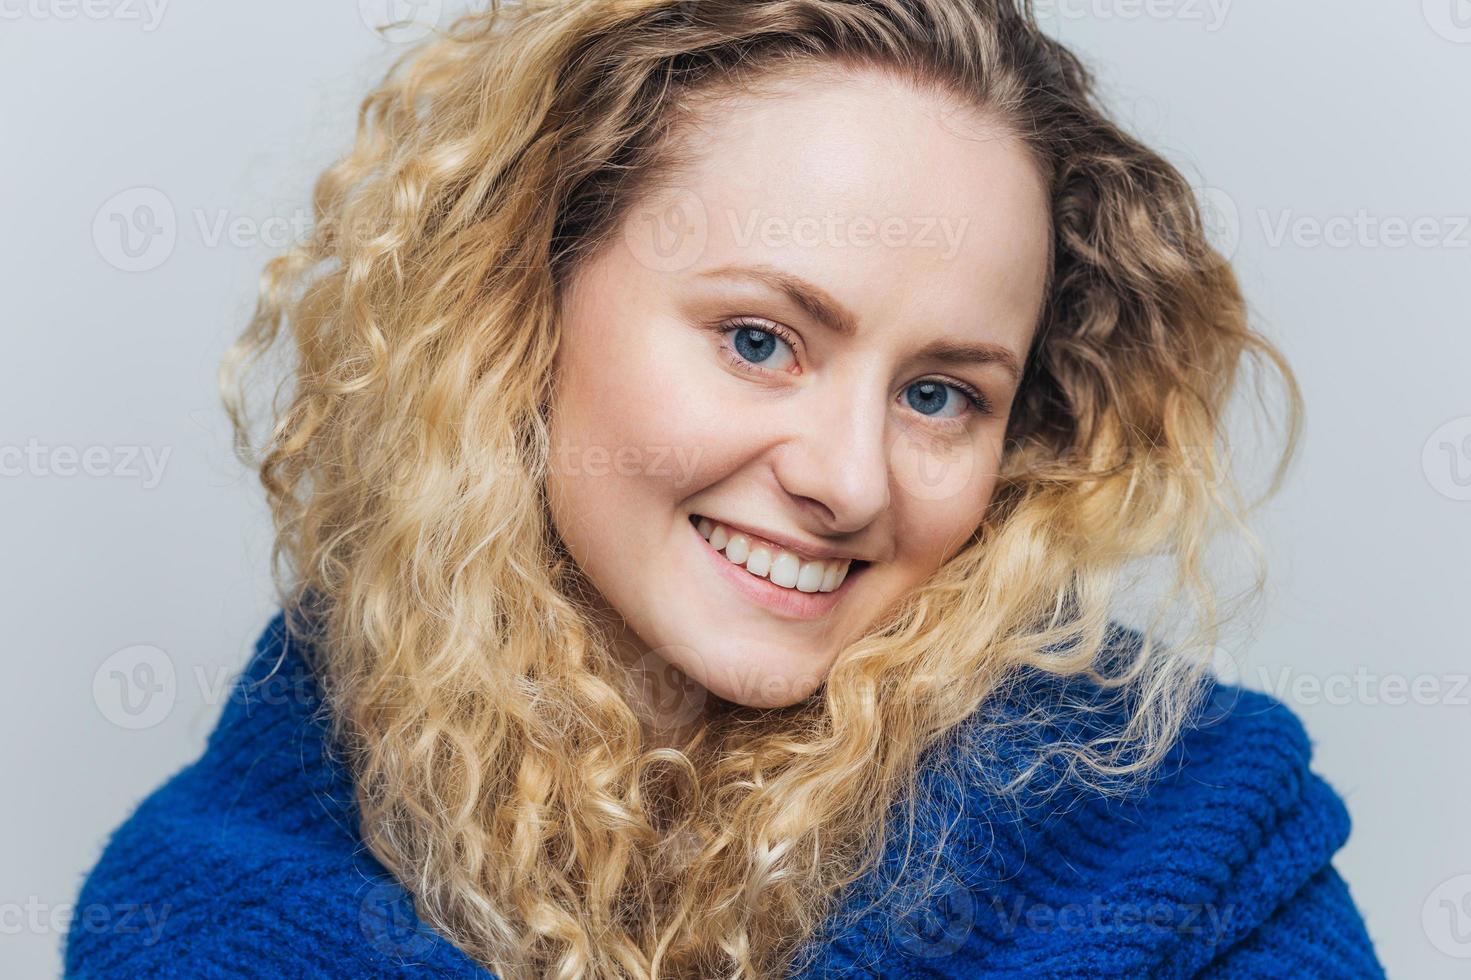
[549,321,725,521]
[888,429,1002,526]
[888,442,1002,573]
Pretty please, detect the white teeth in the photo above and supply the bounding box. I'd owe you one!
[724,533,750,564]
[694,516,856,594]
[769,552,800,589]
[795,561,826,593]
[746,546,772,578]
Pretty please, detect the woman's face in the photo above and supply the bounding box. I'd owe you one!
[547,66,1050,728]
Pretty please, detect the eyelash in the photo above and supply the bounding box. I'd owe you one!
[713,317,995,427]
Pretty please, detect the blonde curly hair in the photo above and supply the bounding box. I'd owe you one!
[219,0,1302,976]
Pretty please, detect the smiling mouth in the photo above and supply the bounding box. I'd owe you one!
[688,514,870,594]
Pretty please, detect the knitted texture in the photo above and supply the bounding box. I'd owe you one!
[65,612,1385,978]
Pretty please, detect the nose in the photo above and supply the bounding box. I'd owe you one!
[772,379,892,535]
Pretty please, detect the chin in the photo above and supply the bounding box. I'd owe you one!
[686,642,829,710]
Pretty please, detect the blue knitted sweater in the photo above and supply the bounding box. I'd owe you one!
[65,612,1385,978]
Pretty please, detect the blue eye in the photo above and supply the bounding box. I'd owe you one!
[905,380,971,420]
[725,324,797,372]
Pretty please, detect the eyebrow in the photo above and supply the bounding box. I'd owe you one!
[697,262,1024,385]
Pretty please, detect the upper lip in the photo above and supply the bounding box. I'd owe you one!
[696,513,870,564]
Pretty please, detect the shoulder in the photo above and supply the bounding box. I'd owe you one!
[945,620,1342,819]
[65,611,494,979]
[806,621,1384,978]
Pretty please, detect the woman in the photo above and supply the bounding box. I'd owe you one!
[67,0,1384,976]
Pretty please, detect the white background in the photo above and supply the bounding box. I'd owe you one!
[2,1,1467,976]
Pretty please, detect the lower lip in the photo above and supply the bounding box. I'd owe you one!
[688,516,864,621]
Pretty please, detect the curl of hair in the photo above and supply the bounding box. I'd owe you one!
[220,1,1302,976]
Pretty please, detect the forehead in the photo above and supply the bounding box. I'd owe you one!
[648,65,1053,357]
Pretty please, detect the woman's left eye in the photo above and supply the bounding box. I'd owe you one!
[722,323,798,372]
[904,379,982,421]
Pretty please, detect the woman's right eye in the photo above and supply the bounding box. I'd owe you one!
[718,320,799,374]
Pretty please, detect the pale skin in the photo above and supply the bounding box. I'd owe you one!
[546,65,1051,740]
